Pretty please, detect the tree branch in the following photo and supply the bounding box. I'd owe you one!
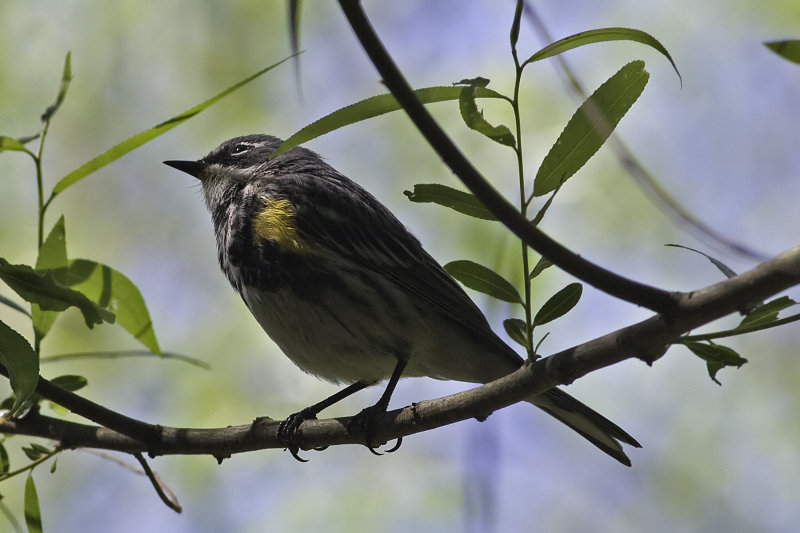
[2,246,797,456]
[336,0,679,315]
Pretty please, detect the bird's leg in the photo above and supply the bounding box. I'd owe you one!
[350,358,407,455]
[278,380,369,461]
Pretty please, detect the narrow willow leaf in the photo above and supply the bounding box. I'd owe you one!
[683,341,747,385]
[503,318,528,348]
[52,55,293,195]
[0,443,9,474]
[533,283,582,326]
[288,0,303,93]
[765,40,800,65]
[534,60,648,196]
[510,0,524,49]
[0,319,39,412]
[0,135,29,153]
[737,296,797,330]
[444,260,522,304]
[523,27,681,82]
[0,259,114,328]
[289,0,302,57]
[457,80,516,147]
[58,260,160,354]
[528,256,553,280]
[25,473,43,533]
[274,86,508,156]
[403,183,497,220]
[665,243,737,279]
[41,52,73,123]
[32,216,69,340]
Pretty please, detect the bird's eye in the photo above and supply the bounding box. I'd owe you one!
[230,143,250,155]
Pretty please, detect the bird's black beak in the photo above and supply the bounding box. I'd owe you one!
[163,159,207,179]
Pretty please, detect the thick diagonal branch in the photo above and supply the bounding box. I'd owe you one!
[2,246,797,456]
[337,0,678,315]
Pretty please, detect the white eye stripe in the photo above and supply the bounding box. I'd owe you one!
[230,141,264,155]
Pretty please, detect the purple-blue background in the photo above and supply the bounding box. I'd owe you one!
[1,1,799,532]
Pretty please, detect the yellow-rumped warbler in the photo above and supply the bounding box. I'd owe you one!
[164,134,640,465]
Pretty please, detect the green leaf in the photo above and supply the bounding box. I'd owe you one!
[41,52,73,123]
[765,40,800,65]
[665,244,737,279]
[52,55,293,196]
[510,0,524,50]
[444,260,522,304]
[58,260,160,354]
[403,183,497,220]
[25,473,43,533]
[503,318,528,348]
[0,320,39,413]
[533,283,583,326]
[457,79,516,147]
[49,374,88,393]
[528,256,553,280]
[48,374,88,415]
[0,135,30,153]
[523,27,681,82]
[274,86,508,156]
[32,216,69,340]
[683,341,747,385]
[0,443,9,474]
[534,60,649,196]
[0,259,114,329]
[737,296,797,330]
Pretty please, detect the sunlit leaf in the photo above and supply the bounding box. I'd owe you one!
[0,135,30,153]
[32,216,69,340]
[523,27,681,82]
[57,260,160,354]
[404,183,496,220]
[25,473,43,533]
[534,60,648,196]
[444,260,522,304]
[0,319,39,412]
[275,86,508,156]
[52,56,293,196]
[0,259,114,328]
[765,40,800,65]
[683,341,747,385]
[533,283,582,326]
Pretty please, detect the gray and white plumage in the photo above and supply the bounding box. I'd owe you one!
[165,134,640,465]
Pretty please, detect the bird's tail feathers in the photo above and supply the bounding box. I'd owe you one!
[528,387,640,466]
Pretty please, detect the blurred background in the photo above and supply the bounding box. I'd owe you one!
[1,1,799,532]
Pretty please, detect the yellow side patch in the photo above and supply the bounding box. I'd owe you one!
[252,197,306,252]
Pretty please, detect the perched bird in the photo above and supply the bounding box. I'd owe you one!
[164,134,640,465]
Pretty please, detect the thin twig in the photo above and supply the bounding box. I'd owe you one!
[134,453,182,513]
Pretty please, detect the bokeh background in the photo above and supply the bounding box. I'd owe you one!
[1,1,799,532]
